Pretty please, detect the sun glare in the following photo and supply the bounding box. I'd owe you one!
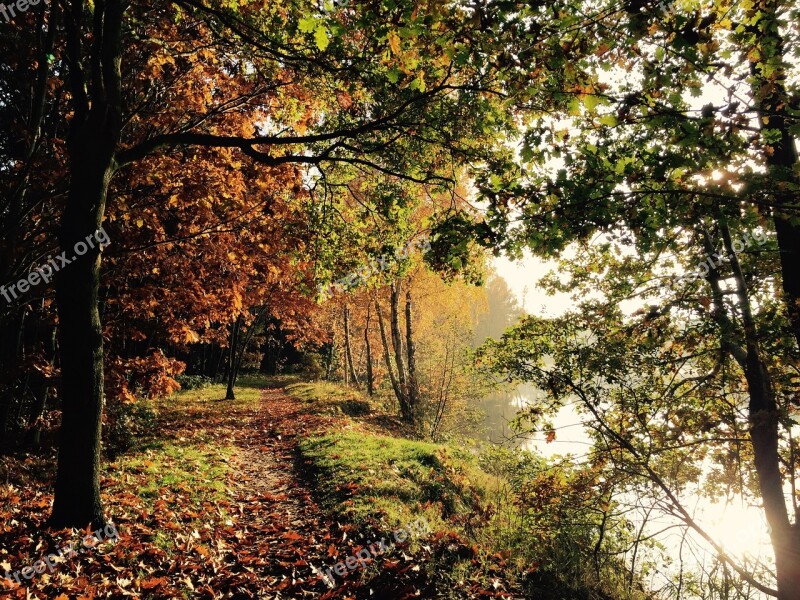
[699,501,772,561]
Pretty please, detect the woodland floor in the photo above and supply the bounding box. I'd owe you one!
[0,380,492,600]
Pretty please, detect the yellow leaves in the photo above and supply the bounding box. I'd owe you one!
[388,30,402,56]
[314,27,330,51]
[410,73,427,92]
[298,17,317,33]
[182,327,201,344]
[146,53,176,78]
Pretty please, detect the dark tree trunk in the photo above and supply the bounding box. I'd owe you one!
[324,330,336,380]
[740,6,800,595]
[389,283,408,402]
[49,0,124,531]
[746,357,800,599]
[716,222,800,599]
[746,0,800,354]
[226,316,241,400]
[51,134,114,529]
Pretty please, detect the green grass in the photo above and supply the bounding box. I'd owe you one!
[293,379,651,600]
[299,430,497,536]
[286,381,377,417]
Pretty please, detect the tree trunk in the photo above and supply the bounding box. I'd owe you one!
[375,298,406,414]
[745,0,800,354]
[343,305,359,387]
[717,222,800,599]
[364,306,374,396]
[49,0,124,531]
[404,290,419,422]
[740,5,800,592]
[51,134,115,529]
[389,283,409,415]
[226,316,241,400]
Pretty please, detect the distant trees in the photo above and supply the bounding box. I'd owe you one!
[472,274,525,347]
[319,262,489,439]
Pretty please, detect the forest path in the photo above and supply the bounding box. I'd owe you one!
[222,385,345,598]
[0,383,430,599]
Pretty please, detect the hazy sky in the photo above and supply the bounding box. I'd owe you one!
[492,252,573,317]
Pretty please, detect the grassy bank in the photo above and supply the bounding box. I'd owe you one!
[289,380,649,600]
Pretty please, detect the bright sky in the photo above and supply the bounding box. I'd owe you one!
[492,252,572,317]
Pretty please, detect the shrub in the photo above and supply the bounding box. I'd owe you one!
[175,374,214,390]
[104,399,157,459]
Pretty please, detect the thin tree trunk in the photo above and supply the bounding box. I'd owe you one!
[364,306,374,396]
[343,305,359,387]
[389,283,410,420]
[404,289,419,422]
[232,306,267,387]
[325,329,336,380]
[226,316,241,400]
[375,298,405,412]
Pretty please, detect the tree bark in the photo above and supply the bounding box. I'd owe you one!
[49,0,125,531]
[51,131,115,529]
[364,306,374,396]
[343,305,359,387]
[746,0,800,355]
[404,289,419,422]
[715,222,800,599]
[728,3,800,577]
[225,315,241,400]
[375,297,407,415]
[389,283,409,417]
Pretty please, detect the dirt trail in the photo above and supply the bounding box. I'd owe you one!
[219,386,344,599]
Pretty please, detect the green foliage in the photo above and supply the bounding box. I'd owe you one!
[104,399,158,459]
[175,374,214,390]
